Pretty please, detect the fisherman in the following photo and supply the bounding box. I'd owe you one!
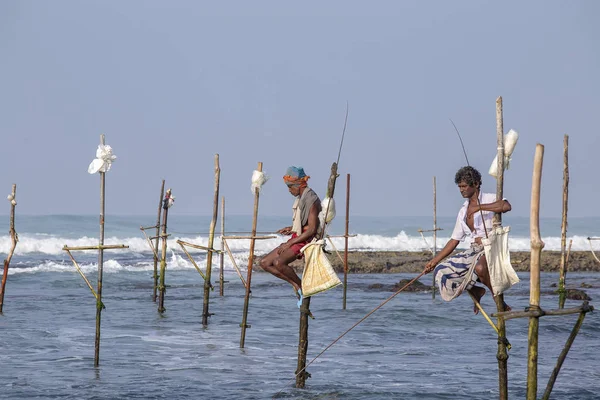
[259,166,322,307]
[424,166,512,313]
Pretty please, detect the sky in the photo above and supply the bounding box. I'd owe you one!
[1,1,599,218]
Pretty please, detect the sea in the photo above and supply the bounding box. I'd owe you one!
[1,214,599,399]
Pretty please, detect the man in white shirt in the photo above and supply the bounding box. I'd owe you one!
[424,166,512,313]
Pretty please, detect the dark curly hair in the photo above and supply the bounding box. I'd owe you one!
[455,166,482,187]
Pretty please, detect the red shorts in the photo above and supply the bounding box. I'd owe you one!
[287,233,308,259]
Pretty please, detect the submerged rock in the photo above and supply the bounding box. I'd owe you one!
[565,289,592,301]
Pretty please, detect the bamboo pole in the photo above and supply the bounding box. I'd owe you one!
[177,241,207,280]
[558,135,569,309]
[432,176,437,300]
[0,184,18,313]
[153,180,165,302]
[527,143,545,400]
[223,238,247,288]
[240,162,263,348]
[94,135,107,368]
[542,306,591,400]
[492,96,509,400]
[202,154,221,327]
[64,249,98,298]
[157,189,172,313]
[343,173,350,310]
[493,303,592,320]
[220,196,225,296]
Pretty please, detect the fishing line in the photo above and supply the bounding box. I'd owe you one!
[273,271,427,398]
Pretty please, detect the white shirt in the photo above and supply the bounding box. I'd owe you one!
[451,192,498,242]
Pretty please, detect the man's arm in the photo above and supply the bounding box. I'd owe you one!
[424,239,460,273]
[277,202,321,253]
[468,199,511,218]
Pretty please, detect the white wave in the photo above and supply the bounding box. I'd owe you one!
[1,232,596,258]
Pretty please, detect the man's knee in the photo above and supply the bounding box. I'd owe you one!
[259,257,271,271]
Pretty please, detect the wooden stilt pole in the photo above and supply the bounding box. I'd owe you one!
[527,144,545,400]
[558,135,569,309]
[202,154,220,327]
[296,162,340,388]
[295,297,312,388]
[219,196,225,296]
[492,96,509,400]
[94,135,107,368]
[0,184,18,313]
[240,162,262,348]
[158,189,172,313]
[153,180,165,302]
[432,176,437,300]
[342,173,350,310]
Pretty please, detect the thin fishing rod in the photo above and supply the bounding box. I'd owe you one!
[448,119,488,239]
[318,102,349,239]
[273,270,427,398]
[336,101,349,166]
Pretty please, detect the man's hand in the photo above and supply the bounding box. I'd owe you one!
[277,226,293,235]
[423,260,436,274]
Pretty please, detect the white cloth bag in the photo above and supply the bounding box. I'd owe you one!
[300,239,342,297]
[482,226,520,295]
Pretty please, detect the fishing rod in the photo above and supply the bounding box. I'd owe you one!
[273,270,427,398]
[318,101,349,240]
[449,118,489,239]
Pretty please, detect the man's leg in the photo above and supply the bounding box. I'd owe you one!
[470,255,511,314]
[259,246,302,292]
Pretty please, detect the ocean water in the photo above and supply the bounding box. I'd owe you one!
[1,215,599,399]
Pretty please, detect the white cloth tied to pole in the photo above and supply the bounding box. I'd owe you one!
[319,197,336,228]
[300,239,342,297]
[251,170,269,193]
[489,129,519,178]
[482,226,520,295]
[88,144,117,174]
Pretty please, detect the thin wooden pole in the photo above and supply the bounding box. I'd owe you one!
[202,154,221,327]
[219,196,225,296]
[153,180,165,302]
[558,135,569,309]
[0,184,18,313]
[492,96,509,400]
[295,297,311,388]
[342,173,350,310]
[527,143,545,400]
[240,162,262,348]
[158,189,171,313]
[541,308,589,400]
[95,135,106,367]
[432,176,437,300]
[296,162,340,388]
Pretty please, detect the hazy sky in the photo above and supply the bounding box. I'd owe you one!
[1,1,598,218]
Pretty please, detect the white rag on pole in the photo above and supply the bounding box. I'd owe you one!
[318,197,336,228]
[489,129,519,178]
[482,226,520,295]
[251,170,269,193]
[88,144,117,174]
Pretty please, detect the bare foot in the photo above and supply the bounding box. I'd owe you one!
[469,286,486,315]
[502,301,512,312]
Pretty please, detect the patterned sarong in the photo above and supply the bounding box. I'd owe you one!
[433,244,485,301]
